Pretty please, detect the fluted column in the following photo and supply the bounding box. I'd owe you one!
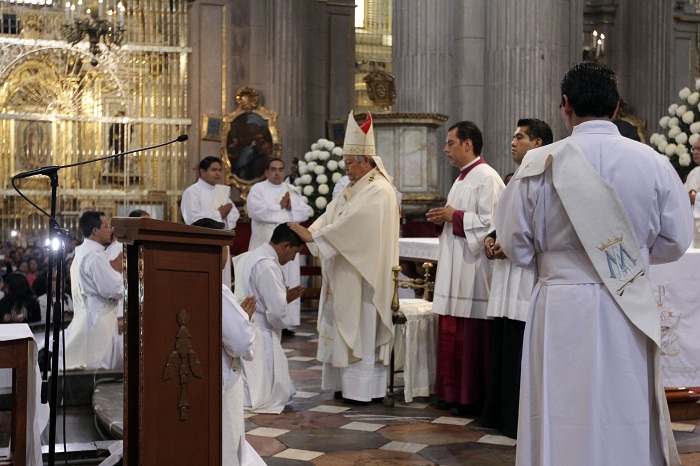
[619,0,672,138]
[392,0,451,115]
[483,0,581,177]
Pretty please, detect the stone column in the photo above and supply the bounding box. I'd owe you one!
[617,0,673,137]
[392,0,454,196]
[483,0,581,177]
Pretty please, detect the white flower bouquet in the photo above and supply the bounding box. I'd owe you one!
[294,138,345,217]
[650,83,700,179]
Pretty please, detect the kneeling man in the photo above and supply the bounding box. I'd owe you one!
[241,224,305,413]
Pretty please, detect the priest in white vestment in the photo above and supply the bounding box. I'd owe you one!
[683,139,700,218]
[497,62,692,466]
[246,157,313,327]
[290,111,400,403]
[481,118,552,438]
[427,121,504,414]
[64,211,124,370]
[241,224,305,413]
[181,156,239,288]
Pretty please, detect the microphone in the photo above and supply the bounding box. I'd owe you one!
[12,134,190,180]
[12,166,60,180]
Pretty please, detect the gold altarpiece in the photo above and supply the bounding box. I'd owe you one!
[0,1,192,240]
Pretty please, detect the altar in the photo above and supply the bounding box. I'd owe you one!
[399,238,700,388]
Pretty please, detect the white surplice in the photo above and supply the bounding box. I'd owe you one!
[246,179,313,326]
[432,159,505,319]
[240,243,295,414]
[221,285,264,466]
[485,253,536,322]
[181,178,239,288]
[64,238,123,370]
[497,120,692,466]
[308,168,399,401]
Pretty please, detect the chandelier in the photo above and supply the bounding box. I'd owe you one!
[61,0,125,65]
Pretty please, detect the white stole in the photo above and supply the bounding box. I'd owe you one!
[516,139,680,466]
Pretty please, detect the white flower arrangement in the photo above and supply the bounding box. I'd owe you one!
[295,138,346,217]
[651,82,700,178]
[680,153,692,167]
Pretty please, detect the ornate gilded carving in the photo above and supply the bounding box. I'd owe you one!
[234,87,261,112]
[163,309,203,421]
[363,70,397,111]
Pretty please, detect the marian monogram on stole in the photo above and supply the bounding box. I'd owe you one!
[597,234,645,296]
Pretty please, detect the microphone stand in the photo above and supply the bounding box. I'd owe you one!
[11,134,188,466]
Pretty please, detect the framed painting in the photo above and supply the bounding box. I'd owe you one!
[202,114,224,142]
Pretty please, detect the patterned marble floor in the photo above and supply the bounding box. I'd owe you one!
[244,311,700,466]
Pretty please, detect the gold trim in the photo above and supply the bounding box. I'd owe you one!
[201,114,224,141]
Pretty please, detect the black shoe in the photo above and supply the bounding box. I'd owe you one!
[282,328,296,337]
[433,399,450,410]
[334,391,343,400]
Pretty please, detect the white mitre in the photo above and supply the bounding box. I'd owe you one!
[343,110,393,184]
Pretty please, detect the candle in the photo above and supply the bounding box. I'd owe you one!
[118,3,124,26]
[98,0,103,17]
[592,30,598,49]
[70,3,74,21]
[600,33,605,53]
[76,0,82,17]
[65,1,70,21]
[596,39,602,57]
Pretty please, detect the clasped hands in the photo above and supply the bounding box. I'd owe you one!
[426,205,456,225]
[484,236,507,260]
[280,192,292,210]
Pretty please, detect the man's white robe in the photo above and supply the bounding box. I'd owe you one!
[308,168,399,401]
[246,180,313,326]
[240,243,295,414]
[221,286,264,466]
[64,238,123,370]
[181,178,239,288]
[433,159,505,319]
[497,120,692,466]
[683,166,700,218]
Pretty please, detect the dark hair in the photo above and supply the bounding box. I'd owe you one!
[128,209,149,218]
[78,211,105,238]
[270,224,304,248]
[291,157,299,164]
[517,118,554,146]
[448,121,483,156]
[560,61,620,119]
[265,157,285,170]
[198,156,223,171]
[4,273,35,301]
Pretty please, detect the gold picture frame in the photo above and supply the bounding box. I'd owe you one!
[201,114,224,142]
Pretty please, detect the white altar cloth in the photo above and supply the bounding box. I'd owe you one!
[393,299,437,402]
[0,324,49,466]
[399,238,700,388]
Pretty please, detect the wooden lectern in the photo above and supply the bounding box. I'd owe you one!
[112,218,234,466]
